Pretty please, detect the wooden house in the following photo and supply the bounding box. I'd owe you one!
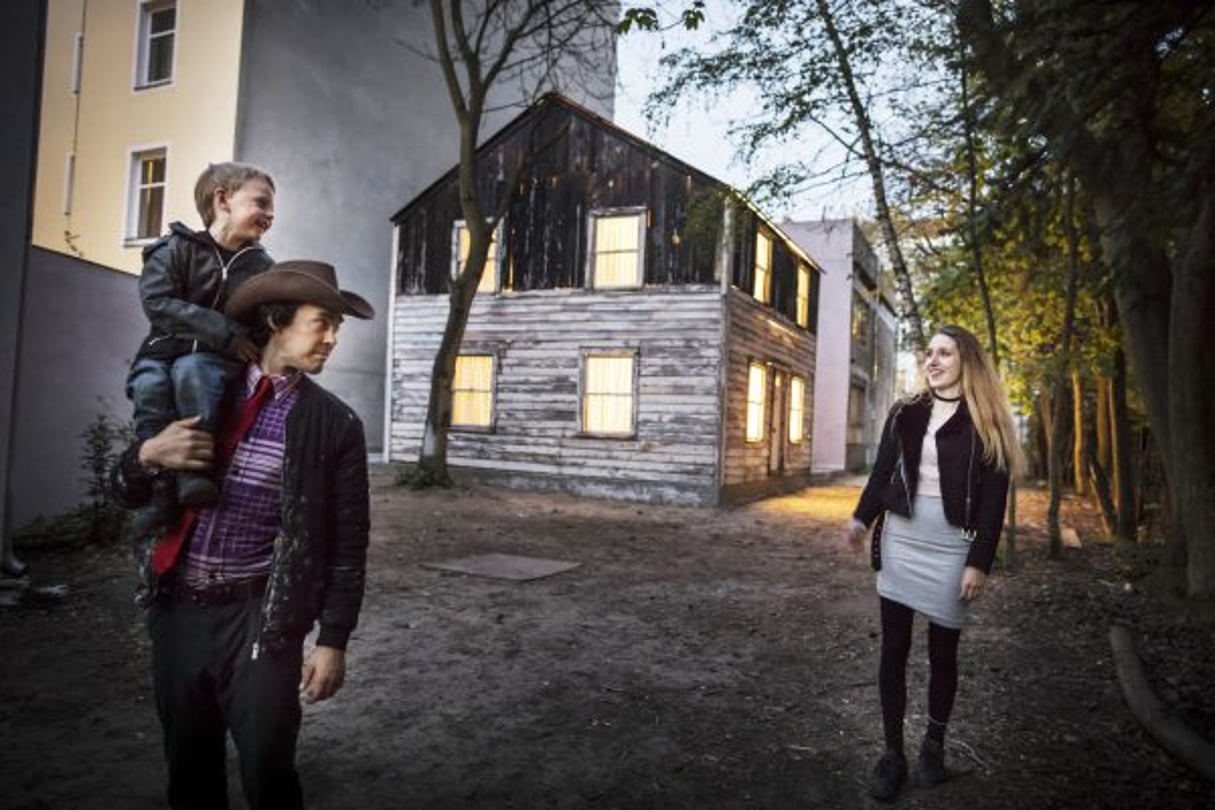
[387,95,822,505]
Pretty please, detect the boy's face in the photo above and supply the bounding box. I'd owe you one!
[213,178,275,248]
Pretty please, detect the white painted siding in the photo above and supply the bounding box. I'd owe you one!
[390,287,725,504]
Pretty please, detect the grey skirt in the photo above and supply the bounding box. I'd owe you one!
[877,494,971,629]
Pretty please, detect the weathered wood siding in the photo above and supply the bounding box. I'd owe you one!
[720,288,817,501]
[390,288,726,505]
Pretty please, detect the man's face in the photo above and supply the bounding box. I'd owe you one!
[271,304,343,374]
[215,178,275,247]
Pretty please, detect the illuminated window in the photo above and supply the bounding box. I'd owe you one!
[796,263,810,327]
[789,376,806,443]
[136,1,176,88]
[753,230,772,304]
[452,221,500,294]
[127,147,166,242]
[746,362,767,442]
[452,355,494,429]
[582,353,636,436]
[590,210,645,289]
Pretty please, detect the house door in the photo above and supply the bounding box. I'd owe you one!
[769,370,786,476]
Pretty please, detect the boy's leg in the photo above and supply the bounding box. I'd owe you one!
[127,357,177,441]
[170,353,243,505]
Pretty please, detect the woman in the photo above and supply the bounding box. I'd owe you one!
[846,324,1023,801]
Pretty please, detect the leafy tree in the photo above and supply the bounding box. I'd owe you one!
[957,0,1215,598]
[647,0,945,351]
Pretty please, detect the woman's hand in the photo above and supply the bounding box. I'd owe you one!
[846,518,868,553]
[960,566,987,603]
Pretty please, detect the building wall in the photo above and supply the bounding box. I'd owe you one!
[33,0,245,272]
[238,2,618,454]
[10,248,144,526]
[719,288,816,501]
[782,218,892,475]
[390,288,723,505]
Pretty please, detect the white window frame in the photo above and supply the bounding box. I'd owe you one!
[789,375,806,444]
[581,351,638,438]
[124,144,168,245]
[451,353,496,431]
[588,207,646,290]
[746,361,767,443]
[134,0,177,89]
[753,230,773,304]
[452,219,502,294]
[796,263,810,328]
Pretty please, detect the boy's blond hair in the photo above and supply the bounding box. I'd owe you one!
[193,162,276,227]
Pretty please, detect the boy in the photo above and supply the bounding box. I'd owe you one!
[126,162,276,505]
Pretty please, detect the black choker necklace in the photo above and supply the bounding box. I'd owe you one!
[932,390,962,402]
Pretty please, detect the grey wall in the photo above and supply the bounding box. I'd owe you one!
[9,248,144,526]
[235,0,615,454]
[2,1,47,540]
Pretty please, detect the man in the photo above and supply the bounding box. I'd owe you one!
[112,260,374,809]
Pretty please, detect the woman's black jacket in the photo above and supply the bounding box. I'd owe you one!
[853,392,1010,574]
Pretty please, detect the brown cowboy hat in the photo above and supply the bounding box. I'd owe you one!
[225,260,374,320]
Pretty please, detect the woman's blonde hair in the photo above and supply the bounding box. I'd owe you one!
[934,325,1025,478]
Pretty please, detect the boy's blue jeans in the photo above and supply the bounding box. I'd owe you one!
[127,352,244,441]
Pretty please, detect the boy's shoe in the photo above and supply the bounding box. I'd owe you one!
[868,748,907,802]
[177,473,219,506]
[917,737,946,787]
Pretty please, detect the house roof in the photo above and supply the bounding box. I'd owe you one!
[391,92,821,273]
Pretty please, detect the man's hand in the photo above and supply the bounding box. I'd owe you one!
[228,336,260,363]
[960,566,987,603]
[300,646,346,704]
[138,416,214,472]
[845,518,868,553]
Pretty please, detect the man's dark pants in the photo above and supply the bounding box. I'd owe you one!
[148,593,304,810]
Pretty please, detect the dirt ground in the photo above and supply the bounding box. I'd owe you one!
[2,469,1213,809]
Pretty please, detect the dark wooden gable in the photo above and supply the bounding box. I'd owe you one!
[394,97,726,295]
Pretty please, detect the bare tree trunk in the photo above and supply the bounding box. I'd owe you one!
[814,0,926,354]
[1110,345,1136,543]
[1096,374,1111,476]
[1048,175,1082,559]
[1072,370,1085,496]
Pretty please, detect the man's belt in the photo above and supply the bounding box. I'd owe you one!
[167,575,269,607]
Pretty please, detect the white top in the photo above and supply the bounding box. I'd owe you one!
[918,396,960,497]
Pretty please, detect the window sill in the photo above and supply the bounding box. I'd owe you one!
[123,237,157,248]
[134,78,174,91]
[451,425,494,434]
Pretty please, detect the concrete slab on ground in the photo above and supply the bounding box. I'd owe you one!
[420,552,582,581]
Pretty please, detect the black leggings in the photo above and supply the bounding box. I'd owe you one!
[879,596,961,751]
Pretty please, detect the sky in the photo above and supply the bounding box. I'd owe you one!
[612,1,876,225]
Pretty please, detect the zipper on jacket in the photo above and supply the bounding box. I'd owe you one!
[197,244,257,355]
[962,428,977,543]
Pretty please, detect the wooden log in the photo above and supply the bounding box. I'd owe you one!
[1109,625,1215,781]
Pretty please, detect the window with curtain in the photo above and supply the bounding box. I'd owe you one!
[453,221,500,294]
[582,353,636,436]
[753,230,772,304]
[452,354,494,429]
[591,211,644,289]
[796,263,810,327]
[746,362,767,442]
[789,376,806,443]
[127,147,166,242]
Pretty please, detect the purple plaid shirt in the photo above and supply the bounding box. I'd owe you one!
[182,365,302,587]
